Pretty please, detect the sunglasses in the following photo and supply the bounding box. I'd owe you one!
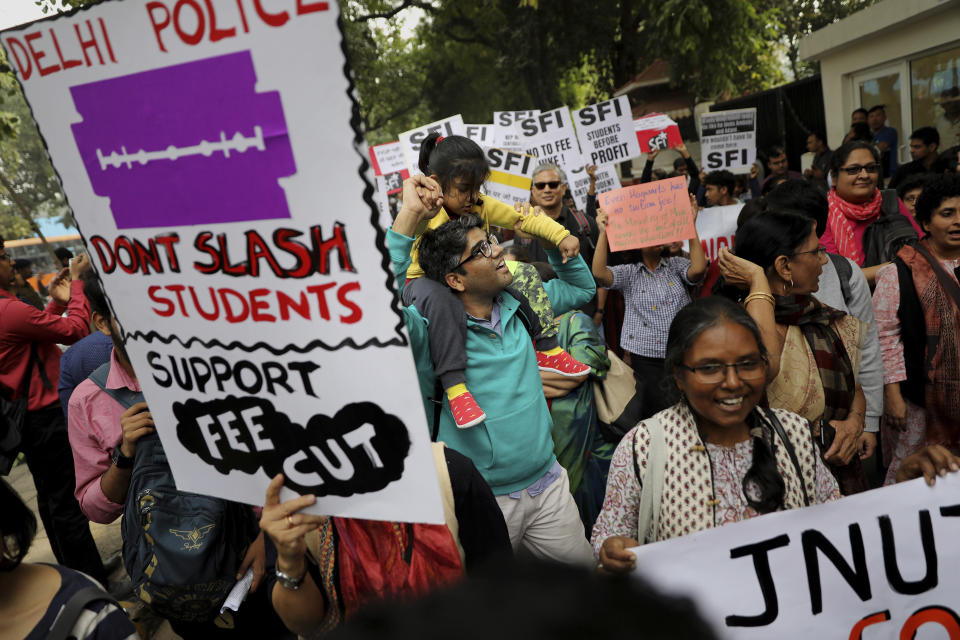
[839,163,881,176]
[533,181,561,190]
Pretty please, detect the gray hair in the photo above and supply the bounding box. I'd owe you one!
[532,162,567,185]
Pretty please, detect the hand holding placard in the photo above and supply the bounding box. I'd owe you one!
[597,177,697,252]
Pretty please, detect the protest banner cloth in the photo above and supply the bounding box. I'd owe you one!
[634,113,683,153]
[517,107,584,173]
[482,147,536,206]
[700,108,757,172]
[572,96,641,166]
[398,114,465,173]
[492,110,539,152]
[2,0,443,523]
[568,164,620,213]
[597,177,695,252]
[630,474,960,639]
[695,203,743,262]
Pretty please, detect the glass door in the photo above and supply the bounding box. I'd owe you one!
[854,63,911,164]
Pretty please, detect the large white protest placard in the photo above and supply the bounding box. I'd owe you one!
[567,164,620,213]
[482,147,535,206]
[398,114,466,173]
[572,96,641,167]
[700,108,756,172]
[516,107,584,171]
[2,0,443,523]
[464,123,494,148]
[695,203,742,261]
[492,110,539,152]
[630,474,960,639]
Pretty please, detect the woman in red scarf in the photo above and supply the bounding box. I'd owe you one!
[872,174,960,483]
[821,141,921,286]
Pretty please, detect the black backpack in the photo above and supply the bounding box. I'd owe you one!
[861,190,918,267]
[88,363,258,623]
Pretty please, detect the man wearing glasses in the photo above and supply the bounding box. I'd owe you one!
[389,176,597,564]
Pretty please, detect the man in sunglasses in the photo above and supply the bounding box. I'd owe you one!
[523,163,600,316]
[389,175,596,565]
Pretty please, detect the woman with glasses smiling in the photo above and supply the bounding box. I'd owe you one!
[722,212,872,495]
[821,141,921,287]
[591,296,960,573]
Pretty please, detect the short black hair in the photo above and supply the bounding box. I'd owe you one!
[765,179,828,237]
[809,130,827,144]
[849,122,872,142]
[0,479,37,571]
[867,104,885,114]
[914,174,960,227]
[417,215,484,284]
[896,173,930,201]
[852,108,868,119]
[673,157,686,170]
[12,258,31,272]
[82,270,111,321]
[909,126,940,148]
[734,211,815,271]
[331,558,719,640]
[736,197,767,232]
[703,170,735,196]
[54,247,73,262]
[829,140,880,177]
[768,145,786,158]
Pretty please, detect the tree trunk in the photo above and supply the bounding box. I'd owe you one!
[0,169,60,265]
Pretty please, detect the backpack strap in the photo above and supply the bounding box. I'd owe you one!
[762,408,810,507]
[89,362,145,409]
[827,253,852,307]
[47,585,120,640]
[635,416,665,544]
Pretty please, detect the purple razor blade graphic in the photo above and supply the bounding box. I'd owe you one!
[70,51,296,229]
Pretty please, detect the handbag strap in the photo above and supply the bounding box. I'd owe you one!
[47,585,120,640]
[634,416,665,544]
[915,242,960,311]
[16,342,51,399]
[762,408,810,507]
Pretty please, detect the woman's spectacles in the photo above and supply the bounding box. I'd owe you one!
[679,360,766,384]
[839,163,881,176]
[453,234,499,270]
[533,181,561,190]
[790,245,827,258]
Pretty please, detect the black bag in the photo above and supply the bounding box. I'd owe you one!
[88,362,258,623]
[0,343,47,475]
[861,190,918,267]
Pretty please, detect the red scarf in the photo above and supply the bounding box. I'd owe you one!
[827,189,882,266]
[334,517,463,618]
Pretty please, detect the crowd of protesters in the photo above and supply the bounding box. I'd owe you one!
[2,96,960,639]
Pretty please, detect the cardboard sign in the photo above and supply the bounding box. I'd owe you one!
[368,141,406,177]
[696,203,742,261]
[2,0,443,523]
[634,113,683,153]
[630,474,960,639]
[398,114,465,173]
[572,96,641,166]
[597,177,695,251]
[482,147,535,206]
[700,108,756,172]
[567,164,620,212]
[492,110,539,153]
[464,124,494,148]
[516,107,584,171]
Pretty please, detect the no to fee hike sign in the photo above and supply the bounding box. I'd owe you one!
[2,0,443,523]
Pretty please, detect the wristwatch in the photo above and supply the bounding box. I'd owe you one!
[275,567,307,591]
[110,446,134,469]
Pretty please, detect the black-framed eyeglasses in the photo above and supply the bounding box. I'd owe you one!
[533,180,561,190]
[453,234,499,270]
[790,245,827,258]
[839,163,881,176]
[679,359,767,384]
